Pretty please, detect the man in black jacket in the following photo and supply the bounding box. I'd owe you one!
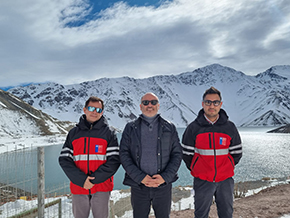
[120,92,182,218]
[182,87,242,218]
[59,96,120,218]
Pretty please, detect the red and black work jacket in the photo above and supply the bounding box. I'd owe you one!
[59,115,120,195]
[182,109,242,182]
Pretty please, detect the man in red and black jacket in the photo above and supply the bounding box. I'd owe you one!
[59,96,120,218]
[182,87,242,218]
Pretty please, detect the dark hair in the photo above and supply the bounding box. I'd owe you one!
[85,96,104,110]
[202,87,222,100]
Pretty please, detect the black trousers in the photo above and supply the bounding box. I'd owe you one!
[131,184,172,218]
[194,177,234,218]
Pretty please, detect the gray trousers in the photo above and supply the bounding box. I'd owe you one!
[194,177,234,218]
[72,192,110,218]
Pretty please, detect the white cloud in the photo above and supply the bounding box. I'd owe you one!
[0,0,289,87]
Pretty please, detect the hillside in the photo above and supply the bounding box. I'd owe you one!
[267,124,290,133]
[0,89,74,137]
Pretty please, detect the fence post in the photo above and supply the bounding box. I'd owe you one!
[109,200,115,218]
[59,198,62,218]
[38,147,45,218]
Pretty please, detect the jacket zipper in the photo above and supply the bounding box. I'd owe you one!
[212,133,217,182]
[134,126,141,167]
[157,125,162,173]
[84,138,87,153]
[209,134,212,149]
[88,124,92,194]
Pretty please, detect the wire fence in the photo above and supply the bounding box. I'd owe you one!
[3,143,287,218]
[0,145,194,218]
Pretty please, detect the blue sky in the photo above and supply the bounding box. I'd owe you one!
[92,0,168,12]
[66,0,169,27]
[0,0,289,88]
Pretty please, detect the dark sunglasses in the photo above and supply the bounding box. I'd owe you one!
[203,100,221,106]
[87,106,103,113]
[142,100,159,106]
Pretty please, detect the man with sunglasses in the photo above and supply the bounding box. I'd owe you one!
[59,96,120,218]
[120,92,182,218]
[182,87,242,218]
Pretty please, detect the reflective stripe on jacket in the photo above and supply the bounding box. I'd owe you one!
[70,137,113,194]
[59,115,120,195]
[190,132,235,182]
[182,109,242,183]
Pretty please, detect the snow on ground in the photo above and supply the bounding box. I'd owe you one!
[0,134,66,154]
[0,196,73,218]
[110,190,131,204]
[244,178,290,197]
[1,180,290,218]
[0,191,131,218]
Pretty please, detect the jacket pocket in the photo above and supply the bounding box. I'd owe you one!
[228,155,234,168]
[191,156,199,171]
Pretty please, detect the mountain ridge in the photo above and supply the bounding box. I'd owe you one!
[6,64,290,130]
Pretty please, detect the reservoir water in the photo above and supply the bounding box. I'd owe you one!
[1,128,290,193]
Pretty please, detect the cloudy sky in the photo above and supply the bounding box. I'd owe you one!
[0,0,289,88]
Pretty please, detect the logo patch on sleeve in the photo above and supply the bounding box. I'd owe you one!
[219,137,227,146]
[95,144,103,153]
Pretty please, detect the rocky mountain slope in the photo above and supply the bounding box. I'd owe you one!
[7,64,290,130]
[0,89,74,137]
[267,124,290,133]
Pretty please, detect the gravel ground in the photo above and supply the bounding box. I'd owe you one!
[158,182,290,218]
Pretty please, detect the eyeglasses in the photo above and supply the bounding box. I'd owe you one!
[87,106,103,113]
[141,100,159,106]
[203,100,221,106]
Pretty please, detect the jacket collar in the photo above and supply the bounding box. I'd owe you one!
[196,108,229,126]
[135,114,161,125]
[77,114,107,130]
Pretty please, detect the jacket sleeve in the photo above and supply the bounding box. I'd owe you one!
[159,124,182,184]
[119,124,147,184]
[90,130,120,184]
[229,122,242,165]
[181,124,195,170]
[58,130,88,188]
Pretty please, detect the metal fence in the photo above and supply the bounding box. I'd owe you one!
[0,146,72,218]
[0,145,193,218]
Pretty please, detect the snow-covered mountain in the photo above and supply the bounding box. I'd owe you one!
[0,89,74,137]
[7,64,290,130]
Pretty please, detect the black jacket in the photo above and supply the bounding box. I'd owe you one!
[120,114,182,188]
